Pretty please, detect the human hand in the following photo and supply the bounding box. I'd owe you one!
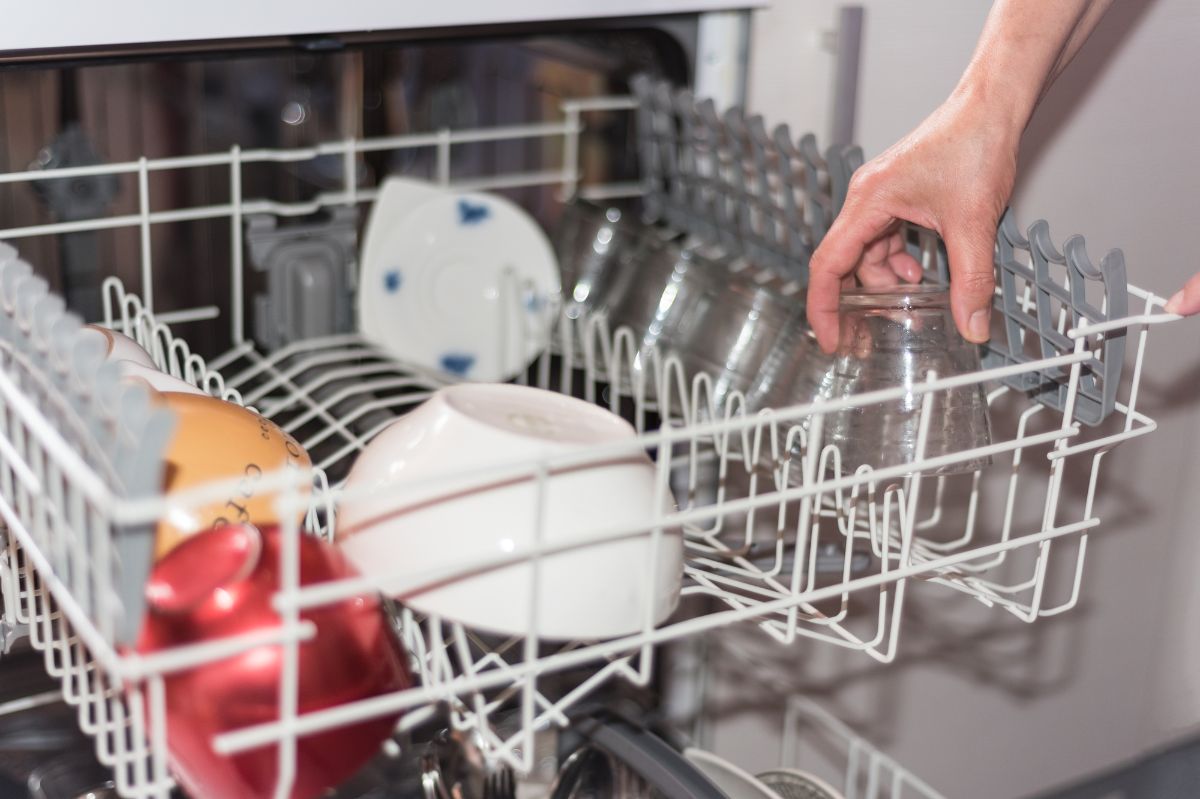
[1164,273,1200,316]
[807,90,1020,353]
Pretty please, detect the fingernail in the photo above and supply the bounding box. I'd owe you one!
[1165,290,1184,314]
[968,309,990,342]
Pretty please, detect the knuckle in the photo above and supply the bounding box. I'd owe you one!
[847,167,881,197]
[956,268,996,298]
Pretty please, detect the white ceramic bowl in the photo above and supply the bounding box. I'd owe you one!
[336,383,682,640]
[118,361,206,396]
[81,324,157,368]
[77,324,208,395]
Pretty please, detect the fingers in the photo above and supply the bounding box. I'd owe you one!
[808,205,896,353]
[857,235,903,288]
[887,247,924,283]
[857,261,901,287]
[943,224,998,344]
[808,263,850,354]
[1164,271,1200,316]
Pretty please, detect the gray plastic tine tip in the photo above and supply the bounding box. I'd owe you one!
[722,107,752,238]
[697,100,736,249]
[629,73,652,99]
[71,328,107,369]
[652,80,674,112]
[672,87,695,115]
[1066,236,1127,424]
[1029,220,1065,264]
[746,114,769,144]
[14,273,49,324]
[92,361,123,420]
[49,313,84,373]
[722,105,747,134]
[770,123,811,270]
[798,132,823,167]
[32,294,66,347]
[113,381,171,496]
[1064,235,1108,282]
[14,279,50,386]
[0,258,32,312]
[773,123,797,156]
[746,115,778,251]
[982,211,1129,424]
[89,363,128,483]
[999,210,1028,248]
[111,383,176,644]
[117,385,175,499]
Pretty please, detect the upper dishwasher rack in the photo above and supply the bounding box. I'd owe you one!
[0,84,1180,798]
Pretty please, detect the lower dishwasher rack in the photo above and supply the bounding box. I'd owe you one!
[0,90,1183,799]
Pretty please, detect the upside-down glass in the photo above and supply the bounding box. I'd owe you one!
[749,320,837,421]
[552,200,657,319]
[600,240,718,399]
[604,239,807,415]
[823,285,992,475]
[662,272,807,415]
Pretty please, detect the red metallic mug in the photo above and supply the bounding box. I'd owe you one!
[136,523,412,799]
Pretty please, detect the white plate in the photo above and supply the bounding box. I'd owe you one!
[359,190,560,382]
[755,768,845,799]
[683,748,782,799]
[358,176,447,339]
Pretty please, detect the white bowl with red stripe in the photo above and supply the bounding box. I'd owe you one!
[335,383,682,640]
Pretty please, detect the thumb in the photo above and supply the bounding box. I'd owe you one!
[1164,271,1200,316]
[943,221,998,344]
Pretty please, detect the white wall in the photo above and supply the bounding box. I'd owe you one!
[702,2,1200,797]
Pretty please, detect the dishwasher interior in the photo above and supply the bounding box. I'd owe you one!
[0,13,1181,799]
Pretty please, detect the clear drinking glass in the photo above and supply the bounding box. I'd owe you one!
[552,200,656,320]
[746,320,839,468]
[662,275,806,414]
[823,284,992,475]
[604,240,806,415]
[748,321,837,417]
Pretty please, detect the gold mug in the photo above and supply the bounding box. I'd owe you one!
[152,392,312,559]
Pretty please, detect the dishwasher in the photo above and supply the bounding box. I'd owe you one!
[0,4,1181,799]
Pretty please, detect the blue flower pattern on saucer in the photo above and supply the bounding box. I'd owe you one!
[457,199,490,226]
[523,291,545,314]
[384,269,403,293]
[439,352,476,377]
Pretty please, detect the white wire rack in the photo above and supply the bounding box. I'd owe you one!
[0,92,1182,798]
[780,698,945,799]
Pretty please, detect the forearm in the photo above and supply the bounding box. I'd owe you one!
[951,0,1114,137]
[1043,0,1114,97]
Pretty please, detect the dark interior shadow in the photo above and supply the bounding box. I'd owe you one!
[1017,0,1160,182]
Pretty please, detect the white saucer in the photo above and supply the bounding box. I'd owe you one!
[359,190,560,382]
[683,748,782,799]
[358,176,447,340]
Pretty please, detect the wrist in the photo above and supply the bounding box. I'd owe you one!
[947,69,1034,147]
